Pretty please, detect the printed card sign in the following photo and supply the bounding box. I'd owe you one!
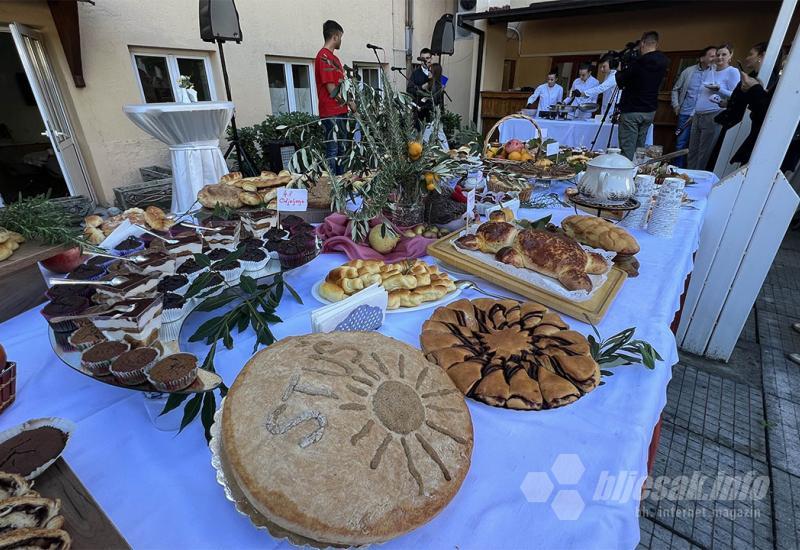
[277,188,308,212]
[545,141,560,157]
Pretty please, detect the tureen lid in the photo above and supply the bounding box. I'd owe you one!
[587,148,635,169]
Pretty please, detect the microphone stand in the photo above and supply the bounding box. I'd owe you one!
[367,45,383,66]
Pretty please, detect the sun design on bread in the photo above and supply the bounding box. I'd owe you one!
[300,340,469,495]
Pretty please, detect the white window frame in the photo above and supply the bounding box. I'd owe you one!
[353,63,384,91]
[265,58,318,115]
[130,49,217,103]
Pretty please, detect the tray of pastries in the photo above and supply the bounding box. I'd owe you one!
[313,259,460,312]
[420,298,601,410]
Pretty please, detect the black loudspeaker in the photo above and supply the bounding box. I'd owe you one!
[430,14,455,56]
[199,0,242,43]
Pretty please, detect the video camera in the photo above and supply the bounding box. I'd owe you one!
[606,40,640,71]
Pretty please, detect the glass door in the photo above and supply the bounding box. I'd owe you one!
[9,23,94,200]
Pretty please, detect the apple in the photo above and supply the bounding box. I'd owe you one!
[504,139,525,154]
[368,223,399,254]
[41,247,84,273]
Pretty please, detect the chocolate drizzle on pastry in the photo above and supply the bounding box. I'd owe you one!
[420,298,601,410]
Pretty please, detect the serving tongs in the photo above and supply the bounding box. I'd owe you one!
[134,225,179,244]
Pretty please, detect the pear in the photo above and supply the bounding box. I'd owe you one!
[368,223,399,254]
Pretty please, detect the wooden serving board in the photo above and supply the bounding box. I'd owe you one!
[35,458,131,549]
[427,231,627,324]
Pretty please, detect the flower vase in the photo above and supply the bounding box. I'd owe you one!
[391,201,424,227]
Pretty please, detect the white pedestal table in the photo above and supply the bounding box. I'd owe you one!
[123,101,234,213]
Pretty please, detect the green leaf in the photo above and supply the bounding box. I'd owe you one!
[236,310,250,333]
[202,392,217,444]
[159,392,190,417]
[178,393,203,434]
[284,280,303,304]
[185,271,213,299]
[263,312,283,324]
[200,342,217,372]
[600,369,614,377]
[240,275,257,294]
[196,293,238,312]
[188,316,226,342]
[194,252,212,268]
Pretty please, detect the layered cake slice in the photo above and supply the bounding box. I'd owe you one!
[95,273,160,301]
[93,296,163,347]
[155,232,202,266]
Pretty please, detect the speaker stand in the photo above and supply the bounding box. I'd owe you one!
[216,39,257,176]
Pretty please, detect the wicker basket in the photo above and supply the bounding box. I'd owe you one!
[0,362,16,415]
[487,175,534,202]
[483,113,543,176]
[113,178,173,210]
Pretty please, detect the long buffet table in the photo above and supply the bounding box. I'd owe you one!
[0,170,717,549]
[499,117,654,149]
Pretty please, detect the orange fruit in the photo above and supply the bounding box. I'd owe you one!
[408,141,423,160]
[507,151,523,161]
[426,182,436,191]
[424,172,435,185]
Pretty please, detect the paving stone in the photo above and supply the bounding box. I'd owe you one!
[764,263,800,292]
[638,516,701,550]
[741,307,759,344]
[765,397,800,478]
[758,284,800,320]
[757,310,800,354]
[772,469,800,550]
[641,424,772,549]
[663,364,767,463]
[762,345,800,406]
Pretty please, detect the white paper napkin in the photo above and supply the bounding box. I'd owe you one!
[311,283,388,333]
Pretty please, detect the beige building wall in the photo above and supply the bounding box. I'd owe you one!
[1,0,468,204]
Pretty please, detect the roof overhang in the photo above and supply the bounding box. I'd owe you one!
[460,0,780,24]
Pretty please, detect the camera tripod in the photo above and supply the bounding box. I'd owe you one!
[589,86,621,152]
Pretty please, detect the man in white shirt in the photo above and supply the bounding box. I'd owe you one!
[582,54,621,118]
[526,70,564,116]
[566,64,600,120]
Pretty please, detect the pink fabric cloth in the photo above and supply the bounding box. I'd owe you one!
[316,213,434,262]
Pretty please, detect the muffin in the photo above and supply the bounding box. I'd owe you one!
[207,248,231,262]
[67,263,106,281]
[41,296,90,332]
[110,346,159,385]
[237,237,264,251]
[45,283,95,301]
[176,258,208,282]
[213,258,243,282]
[68,324,107,351]
[113,237,145,257]
[276,235,319,270]
[239,247,269,272]
[146,353,198,392]
[81,340,130,376]
[162,292,188,322]
[157,274,190,296]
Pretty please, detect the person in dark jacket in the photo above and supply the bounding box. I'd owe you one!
[615,31,670,160]
[407,48,434,126]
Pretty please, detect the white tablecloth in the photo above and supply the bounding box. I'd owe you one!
[123,102,234,213]
[499,117,654,150]
[0,170,717,549]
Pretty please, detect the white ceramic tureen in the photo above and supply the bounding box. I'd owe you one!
[576,148,637,204]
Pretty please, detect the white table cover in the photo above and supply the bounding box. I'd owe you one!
[0,170,717,549]
[123,102,234,213]
[500,116,654,150]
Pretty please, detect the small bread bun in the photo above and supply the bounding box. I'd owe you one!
[238,191,262,206]
[84,214,103,228]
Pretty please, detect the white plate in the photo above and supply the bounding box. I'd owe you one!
[311,280,461,313]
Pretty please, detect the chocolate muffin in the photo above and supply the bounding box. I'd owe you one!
[162,292,187,322]
[280,215,306,231]
[68,324,107,351]
[207,248,231,262]
[237,237,264,251]
[114,237,145,252]
[41,296,90,332]
[110,347,159,385]
[264,227,288,242]
[81,340,129,376]
[67,263,106,281]
[46,283,95,301]
[213,257,243,282]
[157,274,190,295]
[176,258,206,278]
[239,247,268,272]
[147,353,198,391]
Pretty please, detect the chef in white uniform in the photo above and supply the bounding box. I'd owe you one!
[526,70,564,116]
[566,63,600,120]
[582,55,621,117]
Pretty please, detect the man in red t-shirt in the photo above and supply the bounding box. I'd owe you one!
[314,20,349,175]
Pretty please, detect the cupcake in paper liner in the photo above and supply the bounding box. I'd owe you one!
[213,259,243,283]
[80,340,130,377]
[238,247,269,272]
[68,324,107,351]
[53,330,77,352]
[176,259,209,283]
[146,353,198,392]
[110,346,160,385]
[112,237,146,257]
[67,263,107,282]
[41,296,91,333]
[161,292,188,323]
[159,318,182,342]
[157,274,191,297]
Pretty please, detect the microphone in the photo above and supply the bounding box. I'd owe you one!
[391,66,405,72]
[366,43,384,50]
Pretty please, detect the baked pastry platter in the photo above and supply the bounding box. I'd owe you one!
[427,210,628,324]
[312,259,462,313]
[210,332,473,547]
[420,298,601,411]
